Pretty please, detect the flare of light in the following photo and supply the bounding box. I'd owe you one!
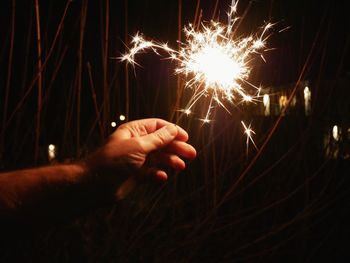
[332,125,340,141]
[48,144,56,162]
[241,121,258,155]
[263,94,270,116]
[111,121,117,128]
[279,94,287,115]
[119,114,126,121]
[304,86,311,116]
[120,5,273,118]
[119,2,275,153]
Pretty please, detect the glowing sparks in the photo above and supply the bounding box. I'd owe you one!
[119,2,275,153]
[120,8,273,117]
[241,121,258,155]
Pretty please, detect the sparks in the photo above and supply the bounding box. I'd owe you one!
[241,121,258,155]
[119,2,275,153]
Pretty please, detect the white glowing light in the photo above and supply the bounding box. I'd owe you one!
[241,121,257,155]
[48,144,55,151]
[48,144,56,161]
[263,94,270,116]
[332,125,340,141]
[184,109,192,115]
[119,115,126,121]
[111,121,117,128]
[119,2,275,153]
[304,86,311,116]
[279,95,287,109]
[120,4,274,122]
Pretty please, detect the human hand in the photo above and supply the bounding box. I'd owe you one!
[86,118,196,181]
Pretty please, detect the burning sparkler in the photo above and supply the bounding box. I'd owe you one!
[119,1,274,152]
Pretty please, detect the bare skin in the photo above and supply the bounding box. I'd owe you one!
[0,118,196,223]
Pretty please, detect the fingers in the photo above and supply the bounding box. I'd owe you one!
[140,124,178,152]
[147,119,189,142]
[154,153,186,171]
[172,125,189,142]
[154,170,168,181]
[117,118,189,142]
[141,167,169,181]
[164,140,197,159]
[153,119,188,141]
[144,140,195,179]
[145,145,193,181]
[113,118,196,185]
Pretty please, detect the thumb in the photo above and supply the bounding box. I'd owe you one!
[141,124,178,153]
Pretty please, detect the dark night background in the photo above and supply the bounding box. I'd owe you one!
[0,0,350,262]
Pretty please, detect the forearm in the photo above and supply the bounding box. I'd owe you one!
[0,162,119,224]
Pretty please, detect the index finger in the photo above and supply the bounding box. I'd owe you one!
[154,119,189,142]
[126,118,189,142]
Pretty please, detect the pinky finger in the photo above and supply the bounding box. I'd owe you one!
[155,170,168,181]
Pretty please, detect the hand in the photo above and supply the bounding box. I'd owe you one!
[86,118,196,181]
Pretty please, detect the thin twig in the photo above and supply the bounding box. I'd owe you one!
[76,0,88,157]
[1,0,16,160]
[34,0,43,163]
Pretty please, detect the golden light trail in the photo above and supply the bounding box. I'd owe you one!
[119,1,275,153]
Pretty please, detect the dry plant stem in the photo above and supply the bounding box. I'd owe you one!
[1,0,15,158]
[4,0,72,129]
[13,8,33,153]
[124,0,129,121]
[87,62,104,139]
[170,0,183,122]
[77,0,88,158]
[196,10,202,31]
[211,0,220,20]
[102,0,110,136]
[63,83,75,152]
[34,0,42,163]
[42,45,69,105]
[171,0,183,205]
[193,0,201,26]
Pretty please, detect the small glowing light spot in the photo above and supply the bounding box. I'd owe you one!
[243,95,253,102]
[48,144,56,161]
[332,125,340,141]
[48,144,55,151]
[304,86,311,116]
[111,121,117,127]
[279,95,287,109]
[119,115,126,121]
[199,118,211,124]
[253,39,264,49]
[185,109,191,115]
[263,94,270,116]
[241,121,258,155]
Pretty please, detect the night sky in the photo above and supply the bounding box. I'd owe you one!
[1,0,350,262]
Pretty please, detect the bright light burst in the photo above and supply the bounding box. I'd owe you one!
[120,1,275,152]
[241,120,258,155]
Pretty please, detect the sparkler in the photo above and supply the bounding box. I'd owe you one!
[119,1,275,152]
